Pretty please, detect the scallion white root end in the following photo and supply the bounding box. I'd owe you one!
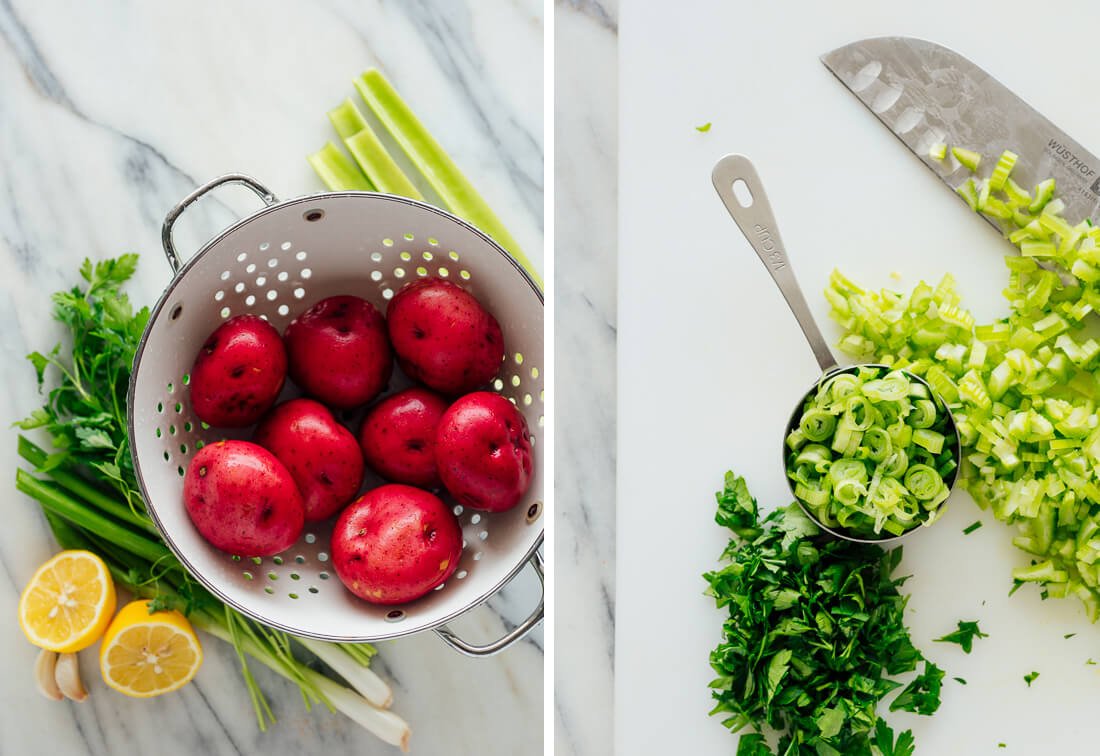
[304,668,411,751]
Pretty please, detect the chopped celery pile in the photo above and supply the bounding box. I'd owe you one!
[827,149,1100,620]
[786,367,957,539]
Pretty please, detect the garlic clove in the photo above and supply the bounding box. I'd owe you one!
[34,648,63,701]
[54,652,88,702]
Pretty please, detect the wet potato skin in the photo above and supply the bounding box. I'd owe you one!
[284,295,393,409]
[253,398,365,522]
[387,278,504,396]
[189,315,287,428]
[183,440,305,557]
[436,392,532,513]
[359,387,450,489]
[330,484,463,605]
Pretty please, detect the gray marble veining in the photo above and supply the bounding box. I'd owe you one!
[0,1,542,754]
[553,1,618,754]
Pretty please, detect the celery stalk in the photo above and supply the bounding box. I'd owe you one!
[16,469,172,564]
[354,69,539,284]
[952,147,982,172]
[329,99,423,199]
[345,129,425,199]
[328,98,369,140]
[308,142,374,191]
[18,436,160,536]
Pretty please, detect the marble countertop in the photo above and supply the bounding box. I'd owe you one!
[553,1,618,754]
[0,1,542,754]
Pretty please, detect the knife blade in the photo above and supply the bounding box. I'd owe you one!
[821,36,1100,226]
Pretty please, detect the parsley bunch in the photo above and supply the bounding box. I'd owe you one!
[19,255,149,507]
[705,473,944,755]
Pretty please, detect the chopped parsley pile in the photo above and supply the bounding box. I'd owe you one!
[704,473,943,755]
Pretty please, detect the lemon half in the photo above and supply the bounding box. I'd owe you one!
[99,599,203,698]
[19,549,116,653]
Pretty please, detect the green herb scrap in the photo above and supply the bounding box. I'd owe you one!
[933,620,989,653]
[889,661,944,715]
[873,719,915,756]
[962,521,983,535]
[705,472,941,754]
[696,121,712,132]
[1024,671,1040,687]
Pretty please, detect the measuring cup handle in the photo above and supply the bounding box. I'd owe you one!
[433,548,544,657]
[711,154,838,373]
[161,174,279,274]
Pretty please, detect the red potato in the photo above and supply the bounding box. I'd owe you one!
[358,388,449,488]
[436,392,533,512]
[183,440,304,556]
[331,484,462,605]
[386,278,504,395]
[189,315,287,427]
[283,295,392,409]
[253,399,364,521]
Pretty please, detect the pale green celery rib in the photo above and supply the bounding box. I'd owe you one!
[308,142,374,191]
[345,126,424,200]
[329,97,423,199]
[328,98,369,140]
[354,68,541,286]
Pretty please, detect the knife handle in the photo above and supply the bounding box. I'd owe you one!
[712,154,838,373]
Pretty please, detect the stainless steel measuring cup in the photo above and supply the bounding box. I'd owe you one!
[711,154,961,543]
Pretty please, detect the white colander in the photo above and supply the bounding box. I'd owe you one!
[127,175,544,655]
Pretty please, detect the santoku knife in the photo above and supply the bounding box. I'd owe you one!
[821,36,1100,227]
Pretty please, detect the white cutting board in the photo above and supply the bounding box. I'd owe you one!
[616,2,1100,753]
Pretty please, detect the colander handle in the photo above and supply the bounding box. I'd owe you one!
[161,173,279,274]
[434,549,544,657]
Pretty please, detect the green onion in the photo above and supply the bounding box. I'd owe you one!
[296,638,392,709]
[799,409,836,441]
[929,142,947,161]
[786,367,957,538]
